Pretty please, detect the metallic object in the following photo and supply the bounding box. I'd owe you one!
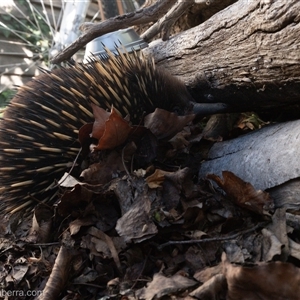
[83,28,148,62]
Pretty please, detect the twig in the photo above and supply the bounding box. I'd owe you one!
[158,223,266,250]
[51,0,176,64]
[141,0,194,41]
[26,242,61,247]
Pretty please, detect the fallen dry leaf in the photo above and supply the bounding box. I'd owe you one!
[144,108,195,140]
[26,205,53,243]
[87,226,122,273]
[261,228,284,261]
[189,274,227,299]
[41,246,78,300]
[92,106,132,150]
[137,273,197,300]
[223,253,300,300]
[132,130,158,168]
[267,207,290,261]
[5,261,28,287]
[146,169,172,189]
[69,217,95,236]
[58,172,84,188]
[57,184,93,217]
[115,191,158,243]
[207,171,274,214]
[90,103,111,140]
[193,263,223,283]
[80,151,125,184]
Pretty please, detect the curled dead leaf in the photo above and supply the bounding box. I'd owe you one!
[207,171,274,215]
[144,108,195,140]
[26,205,53,243]
[222,252,300,300]
[137,273,197,300]
[57,184,93,217]
[80,151,125,184]
[41,246,78,300]
[92,105,132,150]
[146,169,173,188]
[90,103,111,140]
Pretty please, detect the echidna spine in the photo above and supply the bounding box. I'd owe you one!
[0,48,193,214]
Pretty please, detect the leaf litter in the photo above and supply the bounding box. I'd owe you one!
[0,109,300,299]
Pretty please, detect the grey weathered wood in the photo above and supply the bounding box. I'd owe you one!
[199,120,300,191]
[269,179,300,209]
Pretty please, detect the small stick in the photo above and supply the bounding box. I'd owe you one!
[158,223,266,250]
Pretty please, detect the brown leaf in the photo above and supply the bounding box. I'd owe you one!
[6,263,29,286]
[169,128,191,150]
[115,188,158,243]
[80,151,125,184]
[132,130,158,167]
[78,123,95,158]
[207,171,274,214]
[87,226,122,273]
[78,123,93,146]
[90,103,111,139]
[164,168,192,210]
[57,184,93,217]
[92,106,132,150]
[26,205,53,243]
[183,203,206,229]
[261,228,283,261]
[137,273,197,300]
[223,253,300,300]
[146,169,172,188]
[189,274,227,299]
[41,246,78,300]
[194,263,223,283]
[144,108,195,140]
[69,217,95,236]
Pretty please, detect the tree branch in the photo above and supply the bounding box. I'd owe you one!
[51,0,176,64]
[141,0,194,41]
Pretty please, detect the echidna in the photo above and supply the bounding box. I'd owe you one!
[0,48,197,215]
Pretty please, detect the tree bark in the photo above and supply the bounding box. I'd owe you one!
[199,119,300,192]
[145,0,300,112]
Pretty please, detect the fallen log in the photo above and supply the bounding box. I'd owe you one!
[145,0,300,112]
[198,119,300,208]
[52,0,300,113]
